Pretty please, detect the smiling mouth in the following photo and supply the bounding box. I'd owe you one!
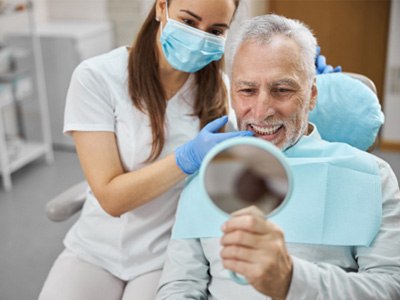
[249,124,283,136]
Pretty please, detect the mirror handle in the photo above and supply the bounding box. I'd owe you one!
[229,270,248,285]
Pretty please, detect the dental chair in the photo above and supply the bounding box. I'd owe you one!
[45,72,384,222]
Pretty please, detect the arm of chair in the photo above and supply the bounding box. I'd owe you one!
[46,181,88,222]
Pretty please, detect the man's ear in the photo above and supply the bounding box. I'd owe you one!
[309,78,318,111]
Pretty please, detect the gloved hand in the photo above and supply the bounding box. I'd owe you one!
[175,116,253,175]
[315,46,342,74]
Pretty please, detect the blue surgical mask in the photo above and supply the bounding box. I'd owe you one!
[159,1,226,73]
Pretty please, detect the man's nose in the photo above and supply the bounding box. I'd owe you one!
[253,92,275,119]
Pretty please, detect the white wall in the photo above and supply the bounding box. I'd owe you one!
[46,0,108,21]
[108,0,146,46]
[382,0,400,144]
[0,0,48,42]
[45,0,146,46]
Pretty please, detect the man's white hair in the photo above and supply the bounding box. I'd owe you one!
[228,14,317,82]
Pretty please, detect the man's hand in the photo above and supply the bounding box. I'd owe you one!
[220,206,293,300]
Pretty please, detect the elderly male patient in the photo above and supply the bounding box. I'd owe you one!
[156,14,400,300]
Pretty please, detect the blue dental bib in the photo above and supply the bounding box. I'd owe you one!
[172,134,382,247]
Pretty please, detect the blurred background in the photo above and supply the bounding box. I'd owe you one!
[0,0,399,299]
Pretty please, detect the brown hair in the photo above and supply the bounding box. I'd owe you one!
[128,0,240,162]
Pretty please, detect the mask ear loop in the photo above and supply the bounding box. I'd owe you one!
[165,0,170,20]
[158,0,169,29]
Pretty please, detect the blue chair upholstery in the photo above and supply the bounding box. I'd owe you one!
[310,73,384,151]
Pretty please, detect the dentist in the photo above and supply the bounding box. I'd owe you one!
[39,1,249,300]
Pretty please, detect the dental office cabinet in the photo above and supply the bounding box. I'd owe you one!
[0,1,53,192]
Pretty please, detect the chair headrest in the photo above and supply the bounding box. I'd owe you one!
[309,73,384,151]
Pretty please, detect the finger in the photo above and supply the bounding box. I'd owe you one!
[334,65,342,72]
[220,245,258,263]
[231,205,264,218]
[316,45,321,56]
[204,115,228,132]
[316,55,326,72]
[222,214,267,234]
[322,65,333,74]
[213,130,253,142]
[220,229,263,248]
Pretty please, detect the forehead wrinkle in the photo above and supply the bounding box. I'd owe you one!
[269,79,301,89]
[233,79,260,88]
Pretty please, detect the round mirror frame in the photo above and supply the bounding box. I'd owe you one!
[199,137,294,218]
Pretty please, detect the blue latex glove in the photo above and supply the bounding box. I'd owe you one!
[175,116,253,174]
[315,46,342,74]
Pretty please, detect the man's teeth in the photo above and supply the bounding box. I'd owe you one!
[251,124,281,135]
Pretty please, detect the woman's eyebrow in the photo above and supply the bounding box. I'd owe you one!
[213,23,230,29]
[179,9,230,29]
[180,9,202,21]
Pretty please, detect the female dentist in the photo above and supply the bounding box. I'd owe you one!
[39,1,249,300]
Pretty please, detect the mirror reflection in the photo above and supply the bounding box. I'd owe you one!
[204,144,290,215]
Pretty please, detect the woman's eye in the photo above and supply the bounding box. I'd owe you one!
[210,29,224,36]
[182,19,196,27]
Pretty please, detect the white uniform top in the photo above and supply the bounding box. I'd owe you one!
[63,46,201,280]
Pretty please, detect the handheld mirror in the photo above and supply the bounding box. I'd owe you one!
[200,137,293,284]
